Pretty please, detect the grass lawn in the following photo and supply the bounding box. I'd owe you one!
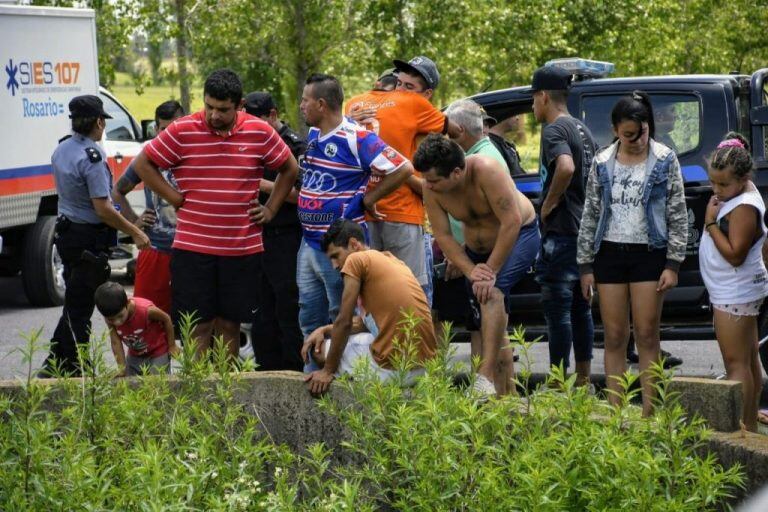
[107,72,203,121]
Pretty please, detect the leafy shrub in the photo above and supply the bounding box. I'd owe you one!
[0,321,744,511]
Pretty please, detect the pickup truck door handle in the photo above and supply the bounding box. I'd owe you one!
[114,152,123,163]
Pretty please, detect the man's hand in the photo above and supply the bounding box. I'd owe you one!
[348,104,377,123]
[469,263,495,282]
[132,230,151,250]
[472,279,496,305]
[135,209,157,230]
[657,269,678,293]
[540,199,557,224]
[301,327,326,364]
[580,273,595,302]
[248,199,274,224]
[445,259,463,280]
[363,196,386,221]
[168,190,185,210]
[304,369,335,396]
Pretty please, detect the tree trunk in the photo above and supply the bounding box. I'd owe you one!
[294,0,308,136]
[175,0,191,113]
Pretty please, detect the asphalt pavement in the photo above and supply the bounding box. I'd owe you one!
[0,274,729,381]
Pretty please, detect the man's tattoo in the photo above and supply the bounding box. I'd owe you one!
[116,175,135,195]
[496,196,512,211]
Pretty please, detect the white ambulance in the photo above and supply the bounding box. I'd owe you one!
[0,4,144,306]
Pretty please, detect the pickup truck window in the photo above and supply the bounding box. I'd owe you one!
[581,94,701,156]
[101,94,138,142]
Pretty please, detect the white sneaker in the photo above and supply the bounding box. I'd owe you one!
[472,374,496,396]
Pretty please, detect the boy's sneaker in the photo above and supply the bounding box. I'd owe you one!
[627,349,683,368]
[472,374,496,397]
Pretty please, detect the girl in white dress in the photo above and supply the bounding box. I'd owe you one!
[700,132,768,432]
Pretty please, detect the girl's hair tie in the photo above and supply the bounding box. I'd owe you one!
[716,139,745,150]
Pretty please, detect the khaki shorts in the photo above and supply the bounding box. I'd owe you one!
[368,221,427,286]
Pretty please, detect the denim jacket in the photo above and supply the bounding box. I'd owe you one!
[576,139,688,274]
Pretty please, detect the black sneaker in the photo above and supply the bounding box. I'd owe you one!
[661,350,683,369]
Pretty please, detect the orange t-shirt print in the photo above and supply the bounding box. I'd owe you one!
[345,90,446,225]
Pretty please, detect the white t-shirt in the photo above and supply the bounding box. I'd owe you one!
[603,160,649,244]
[699,183,768,304]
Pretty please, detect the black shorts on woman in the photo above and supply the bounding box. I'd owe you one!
[593,241,666,284]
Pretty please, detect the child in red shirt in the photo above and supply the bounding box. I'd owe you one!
[95,281,179,376]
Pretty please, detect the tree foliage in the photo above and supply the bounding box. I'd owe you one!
[27,0,768,124]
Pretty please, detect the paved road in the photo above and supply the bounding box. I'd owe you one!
[0,274,729,381]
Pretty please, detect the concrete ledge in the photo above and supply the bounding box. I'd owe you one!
[670,377,743,432]
[708,431,768,502]
[2,372,767,499]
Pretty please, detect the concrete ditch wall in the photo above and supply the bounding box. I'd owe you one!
[2,372,768,501]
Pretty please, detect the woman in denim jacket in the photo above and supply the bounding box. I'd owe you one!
[577,91,688,416]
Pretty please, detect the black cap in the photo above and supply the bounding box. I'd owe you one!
[244,91,276,117]
[68,95,112,119]
[377,67,397,81]
[393,56,440,90]
[480,107,497,126]
[530,66,573,92]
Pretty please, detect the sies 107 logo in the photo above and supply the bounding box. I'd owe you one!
[5,58,81,96]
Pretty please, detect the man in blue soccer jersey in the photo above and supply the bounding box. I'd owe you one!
[297,73,413,339]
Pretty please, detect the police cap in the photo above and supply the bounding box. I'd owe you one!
[244,92,277,117]
[68,95,112,119]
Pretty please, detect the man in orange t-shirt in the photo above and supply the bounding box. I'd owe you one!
[345,56,459,298]
[302,219,437,395]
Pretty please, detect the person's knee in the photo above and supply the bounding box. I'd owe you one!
[633,327,659,351]
[602,328,629,351]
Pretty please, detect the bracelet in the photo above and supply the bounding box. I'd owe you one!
[705,221,718,230]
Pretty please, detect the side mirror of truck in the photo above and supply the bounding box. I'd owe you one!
[141,119,157,141]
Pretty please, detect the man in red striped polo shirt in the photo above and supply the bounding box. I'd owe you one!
[132,69,299,360]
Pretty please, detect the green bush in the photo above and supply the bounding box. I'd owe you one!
[0,323,744,511]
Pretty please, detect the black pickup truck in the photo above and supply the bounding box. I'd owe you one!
[433,60,768,338]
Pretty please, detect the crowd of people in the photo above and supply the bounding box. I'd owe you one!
[42,58,768,429]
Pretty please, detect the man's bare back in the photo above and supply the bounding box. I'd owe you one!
[433,155,535,253]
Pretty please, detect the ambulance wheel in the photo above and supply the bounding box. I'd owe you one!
[22,216,65,307]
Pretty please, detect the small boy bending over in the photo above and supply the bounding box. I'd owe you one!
[95,281,179,376]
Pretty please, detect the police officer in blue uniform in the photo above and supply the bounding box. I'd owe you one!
[39,95,150,377]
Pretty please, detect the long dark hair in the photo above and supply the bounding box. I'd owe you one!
[611,90,655,142]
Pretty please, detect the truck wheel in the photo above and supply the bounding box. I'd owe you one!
[21,215,65,307]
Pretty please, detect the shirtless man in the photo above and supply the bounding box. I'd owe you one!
[414,134,538,395]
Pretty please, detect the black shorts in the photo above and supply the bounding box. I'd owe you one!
[171,249,260,324]
[593,242,666,284]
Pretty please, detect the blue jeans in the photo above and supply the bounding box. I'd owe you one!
[423,233,434,307]
[297,239,344,338]
[535,234,594,370]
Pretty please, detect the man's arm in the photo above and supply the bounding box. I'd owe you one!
[301,316,369,364]
[258,179,299,204]
[304,275,361,395]
[424,189,479,279]
[258,154,299,222]
[405,174,424,197]
[132,150,184,209]
[91,198,150,249]
[445,119,462,139]
[480,160,523,272]
[111,172,140,224]
[363,162,413,212]
[540,153,575,222]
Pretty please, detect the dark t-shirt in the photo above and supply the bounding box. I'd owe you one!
[260,123,306,231]
[539,115,597,236]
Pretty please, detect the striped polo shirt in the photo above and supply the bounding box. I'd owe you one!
[298,118,406,250]
[143,110,291,256]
